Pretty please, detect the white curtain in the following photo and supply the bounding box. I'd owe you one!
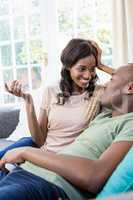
[112,0,133,67]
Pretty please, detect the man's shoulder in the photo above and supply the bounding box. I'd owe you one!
[118,112,133,127]
[93,109,112,121]
[113,112,133,142]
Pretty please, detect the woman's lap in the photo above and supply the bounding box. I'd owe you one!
[0,167,69,200]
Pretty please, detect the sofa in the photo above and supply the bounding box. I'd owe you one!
[0,105,133,200]
[0,106,20,149]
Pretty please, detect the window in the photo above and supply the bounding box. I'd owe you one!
[0,0,112,105]
[57,0,112,65]
[0,0,47,104]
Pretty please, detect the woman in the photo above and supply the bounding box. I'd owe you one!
[0,38,114,157]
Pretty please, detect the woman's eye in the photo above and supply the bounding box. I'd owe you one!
[78,67,85,72]
[89,69,95,73]
[77,66,95,73]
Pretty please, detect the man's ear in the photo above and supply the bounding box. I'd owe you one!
[123,81,133,94]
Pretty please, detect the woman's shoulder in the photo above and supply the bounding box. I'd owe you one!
[42,83,60,97]
[95,84,104,90]
[92,84,104,97]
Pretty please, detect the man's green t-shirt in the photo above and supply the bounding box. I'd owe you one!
[21,110,133,200]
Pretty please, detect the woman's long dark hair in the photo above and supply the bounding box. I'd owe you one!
[57,38,98,104]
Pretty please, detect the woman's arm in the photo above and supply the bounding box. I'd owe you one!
[90,40,115,75]
[5,81,48,146]
[97,64,115,75]
[24,95,48,146]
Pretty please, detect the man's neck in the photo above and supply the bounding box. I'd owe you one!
[112,110,123,117]
[112,107,133,117]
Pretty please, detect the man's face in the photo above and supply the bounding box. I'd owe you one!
[101,67,128,109]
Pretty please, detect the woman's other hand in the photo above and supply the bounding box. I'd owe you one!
[90,40,102,66]
[97,64,115,75]
[90,40,115,75]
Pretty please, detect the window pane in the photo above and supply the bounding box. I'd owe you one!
[15,42,27,65]
[0,20,10,41]
[3,69,14,82]
[29,40,44,64]
[95,0,111,24]
[28,14,41,37]
[1,45,12,66]
[4,94,15,104]
[31,66,41,89]
[12,0,25,15]
[31,0,41,12]
[16,68,29,89]
[0,0,9,15]
[77,1,94,38]
[58,0,73,35]
[13,16,25,40]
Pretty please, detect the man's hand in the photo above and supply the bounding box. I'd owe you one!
[0,147,27,169]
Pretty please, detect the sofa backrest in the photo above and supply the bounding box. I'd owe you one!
[0,106,20,138]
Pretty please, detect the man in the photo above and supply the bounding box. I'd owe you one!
[0,64,133,200]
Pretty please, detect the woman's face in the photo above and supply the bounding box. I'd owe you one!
[68,55,96,93]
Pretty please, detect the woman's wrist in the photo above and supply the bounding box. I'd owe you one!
[97,64,115,75]
[23,93,33,104]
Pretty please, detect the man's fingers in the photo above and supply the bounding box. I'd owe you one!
[0,159,6,169]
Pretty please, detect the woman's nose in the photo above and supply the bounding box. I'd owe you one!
[83,71,91,79]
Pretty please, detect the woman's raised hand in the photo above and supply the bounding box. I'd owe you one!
[5,80,26,98]
[5,80,33,103]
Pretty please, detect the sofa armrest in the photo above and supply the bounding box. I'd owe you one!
[0,106,20,138]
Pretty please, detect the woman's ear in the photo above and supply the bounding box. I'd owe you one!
[123,81,133,94]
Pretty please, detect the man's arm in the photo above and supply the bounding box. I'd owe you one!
[1,141,132,193]
[23,141,133,193]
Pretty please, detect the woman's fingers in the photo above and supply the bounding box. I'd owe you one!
[90,40,102,65]
[5,80,16,93]
[5,80,25,97]
[14,80,22,96]
[89,40,115,75]
[5,80,32,102]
